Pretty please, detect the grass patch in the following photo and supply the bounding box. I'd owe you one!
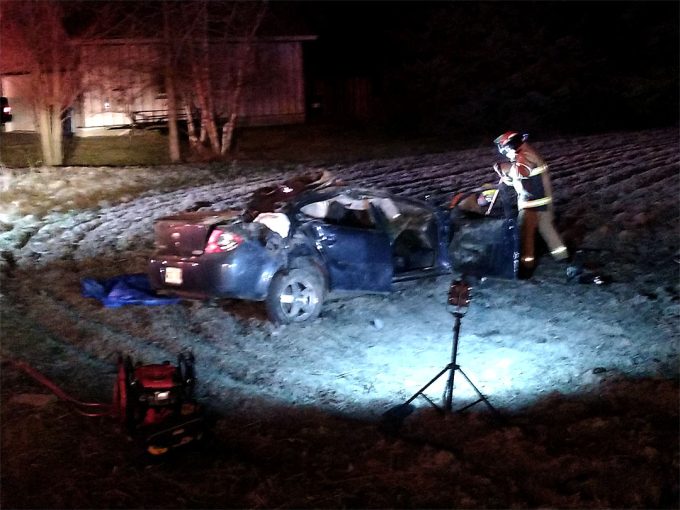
[230,123,463,164]
[0,130,178,168]
[0,132,44,168]
[0,123,470,169]
[64,130,178,166]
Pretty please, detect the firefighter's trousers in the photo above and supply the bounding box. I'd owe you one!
[518,207,569,269]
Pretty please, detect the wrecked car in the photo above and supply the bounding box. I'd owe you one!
[148,170,522,323]
[148,174,458,323]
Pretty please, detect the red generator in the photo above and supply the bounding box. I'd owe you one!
[115,353,205,456]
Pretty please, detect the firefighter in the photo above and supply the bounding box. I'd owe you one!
[493,131,569,275]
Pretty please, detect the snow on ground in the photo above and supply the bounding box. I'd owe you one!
[1,128,678,420]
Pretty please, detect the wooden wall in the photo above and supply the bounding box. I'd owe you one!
[74,38,308,133]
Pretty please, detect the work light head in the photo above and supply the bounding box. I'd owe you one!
[447,279,471,314]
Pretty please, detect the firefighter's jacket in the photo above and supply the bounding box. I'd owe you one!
[507,144,554,211]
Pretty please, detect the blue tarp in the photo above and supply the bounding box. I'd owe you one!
[81,274,181,308]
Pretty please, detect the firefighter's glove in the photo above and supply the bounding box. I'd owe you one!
[493,163,513,185]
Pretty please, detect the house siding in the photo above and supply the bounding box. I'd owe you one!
[2,37,313,135]
[210,41,306,126]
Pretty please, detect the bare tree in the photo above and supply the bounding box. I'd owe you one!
[1,0,267,165]
[163,2,181,162]
[0,1,119,166]
[1,1,74,166]
[219,4,266,154]
[168,0,267,159]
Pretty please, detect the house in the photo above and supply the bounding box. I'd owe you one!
[1,34,316,136]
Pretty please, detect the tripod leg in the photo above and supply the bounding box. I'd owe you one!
[443,314,462,412]
[456,367,501,417]
[403,364,452,407]
[382,363,453,427]
[443,367,455,412]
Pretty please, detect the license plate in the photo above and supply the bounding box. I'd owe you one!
[164,267,183,285]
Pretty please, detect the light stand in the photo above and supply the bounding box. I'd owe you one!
[383,280,500,426]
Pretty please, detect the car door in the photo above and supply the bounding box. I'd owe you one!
[302,220,393,292]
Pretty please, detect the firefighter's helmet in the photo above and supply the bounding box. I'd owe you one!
[494,131,528,154]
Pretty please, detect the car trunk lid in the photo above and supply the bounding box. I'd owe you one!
[153,210,240,257]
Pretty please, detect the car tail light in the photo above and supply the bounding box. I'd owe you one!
[205,228,243,253]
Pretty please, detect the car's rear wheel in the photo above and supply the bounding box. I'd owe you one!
[266,267,325,324]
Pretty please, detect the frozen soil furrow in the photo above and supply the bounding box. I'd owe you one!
[2,128,678,419]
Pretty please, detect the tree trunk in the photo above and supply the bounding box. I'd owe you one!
[184,103,200,149]
[191,61,220,154]
[198,2,221,155]
[165,75,181,163]
[163,2,181,162]
[50,105,63,165]
[184,102,210,159]
[37,108,53,166]
[221,113,237,155]
[37,104,63,166]
[221,7,265,155]
[222,45,248,155]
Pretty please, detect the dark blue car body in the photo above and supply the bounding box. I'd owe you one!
[149,185,453,323]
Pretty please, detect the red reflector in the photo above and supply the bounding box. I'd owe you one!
[205,228,243,253]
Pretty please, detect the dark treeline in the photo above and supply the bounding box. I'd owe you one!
[300,1,679,139]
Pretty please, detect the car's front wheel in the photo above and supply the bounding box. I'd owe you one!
[265,267,325,324]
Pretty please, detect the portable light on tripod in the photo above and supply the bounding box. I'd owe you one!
[383,279,499,427]
[443,280,472,411]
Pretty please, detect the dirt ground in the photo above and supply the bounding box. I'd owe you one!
[1,127,678,508]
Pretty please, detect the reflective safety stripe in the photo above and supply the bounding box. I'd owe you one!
[551,246,568,256]
[514,162,531,178]
[519,196,552,208]
[529,165,547,176]
[522,256,535,263]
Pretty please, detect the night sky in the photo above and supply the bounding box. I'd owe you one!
[4,0,678,140]
[275,1,679,138]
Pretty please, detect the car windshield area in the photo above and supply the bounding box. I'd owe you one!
[300,194,399,229]
[300,192,438,273]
